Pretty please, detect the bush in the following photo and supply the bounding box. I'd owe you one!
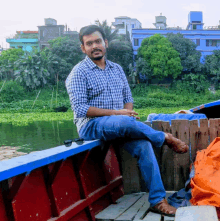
[0,80,26,103]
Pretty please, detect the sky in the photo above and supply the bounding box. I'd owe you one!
[1,0,220,48]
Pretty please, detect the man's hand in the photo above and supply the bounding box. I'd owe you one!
[115,109,140,119]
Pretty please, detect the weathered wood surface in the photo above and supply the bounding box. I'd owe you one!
[119,119,218,192]
[96,192,177,221]
[175,205,218,221]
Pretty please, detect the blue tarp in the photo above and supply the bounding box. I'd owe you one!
[146,114,207,126]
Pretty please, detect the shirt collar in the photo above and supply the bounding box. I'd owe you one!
[85,56,114,70]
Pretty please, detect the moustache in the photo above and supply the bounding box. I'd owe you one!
[92,49,102,54]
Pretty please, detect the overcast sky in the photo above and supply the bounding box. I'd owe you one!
[1,0,220,48]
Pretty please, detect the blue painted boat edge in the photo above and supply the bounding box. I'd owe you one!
[0,140,102,182]
[190,100,220,112]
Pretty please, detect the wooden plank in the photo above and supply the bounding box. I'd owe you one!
[160,121,174,190]
[189,120,199,162]
[175,206,218,221]
[95,194,143,220]
[171,120,190,191]
[133,194,150,220]
[164,216,175,220]
[209,118,220,143]
[116,193,148,221]
[198,119,209,150]
[119,147,141,194]
[142,211,161,221]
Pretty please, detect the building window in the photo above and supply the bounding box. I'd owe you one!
[206,40,219,47]
[206,40,209,47]
[132,24,135,29]
[134,39,139,46]
[196,39,200,46]
[193,24,197,30]
[18,46,23,49]
[212,40,217,46]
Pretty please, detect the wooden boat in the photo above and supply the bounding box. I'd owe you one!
[0,119,219,220]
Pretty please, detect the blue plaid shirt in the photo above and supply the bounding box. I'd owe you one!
[65,56,133,132]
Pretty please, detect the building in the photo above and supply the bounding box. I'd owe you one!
[38,18,65,49]
[112,16,142,40]
[132,11,220,62]
[6,31,39,52]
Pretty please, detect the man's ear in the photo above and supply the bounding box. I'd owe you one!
[104,39,108,48]
[81,44,86,53]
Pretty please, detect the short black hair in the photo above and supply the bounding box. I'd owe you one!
[79,25,106,45]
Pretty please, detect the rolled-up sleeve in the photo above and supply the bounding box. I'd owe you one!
[117,65,133,104]
[65,68,90,118]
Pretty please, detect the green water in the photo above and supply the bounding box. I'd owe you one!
[0,117,147,153]
[0,120,78,153]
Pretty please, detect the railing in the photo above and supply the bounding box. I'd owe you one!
[0,140,124,221]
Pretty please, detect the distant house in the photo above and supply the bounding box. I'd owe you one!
[6,31,39,52]
[38,18,65,49]
[132,11,220,62]
[112,16,142,40]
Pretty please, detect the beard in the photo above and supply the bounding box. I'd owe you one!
[91,55,104,60]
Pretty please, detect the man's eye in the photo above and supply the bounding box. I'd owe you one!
[87,42,92,46]
[96,39,101,44]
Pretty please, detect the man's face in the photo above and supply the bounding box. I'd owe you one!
[81,31,108,61]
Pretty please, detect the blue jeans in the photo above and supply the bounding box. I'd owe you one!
[79,115,166,206]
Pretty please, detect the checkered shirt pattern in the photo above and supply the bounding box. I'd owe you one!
[65,56,133,133]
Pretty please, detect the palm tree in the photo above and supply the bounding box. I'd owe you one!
[95,20,119,42]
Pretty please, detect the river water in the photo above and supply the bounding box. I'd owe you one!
[0,120,78,153]
[0,117,147,153]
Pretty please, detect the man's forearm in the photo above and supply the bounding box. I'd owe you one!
[124,102,133,110]
[86,106,115,117]
[86,106,137,118]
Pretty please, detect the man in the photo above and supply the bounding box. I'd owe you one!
[65,25,189,217]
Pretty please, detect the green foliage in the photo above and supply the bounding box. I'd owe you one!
[14,51,50,90]
[131,84,219,109]
[0,48,24,80]
[172,73,209,93]
[0,80,25,102]
[46,37,84,84]
[204,50,220,89]
[96,20,119,42]
[167,33,202,73]
[107,39,133,75]
[138,34,182,80]
[135,57,152,84]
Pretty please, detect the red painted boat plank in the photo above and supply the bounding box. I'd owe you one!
[12,169,52,221]
[0,189,7,221]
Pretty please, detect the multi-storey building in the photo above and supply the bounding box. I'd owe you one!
[112,16,142,40]
[132,11,220,62]
[6,31,39,52]
[38,18,65,49]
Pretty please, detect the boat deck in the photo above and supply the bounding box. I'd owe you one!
[95,192,219,221]
[95,192,175,221]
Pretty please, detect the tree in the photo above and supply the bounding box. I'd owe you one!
[138,34,182,80]
[14,51,50,90]
[96,20,133,75]
[0,48,24,80]
[44,36,84,84]
[205,50,220,88]
[107,39,133,75]
[95,20,119,42]
[167,33,202,74]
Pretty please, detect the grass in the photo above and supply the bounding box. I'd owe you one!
[1,82,220,125]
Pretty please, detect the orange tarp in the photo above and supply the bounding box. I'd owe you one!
[190,137,220,216]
